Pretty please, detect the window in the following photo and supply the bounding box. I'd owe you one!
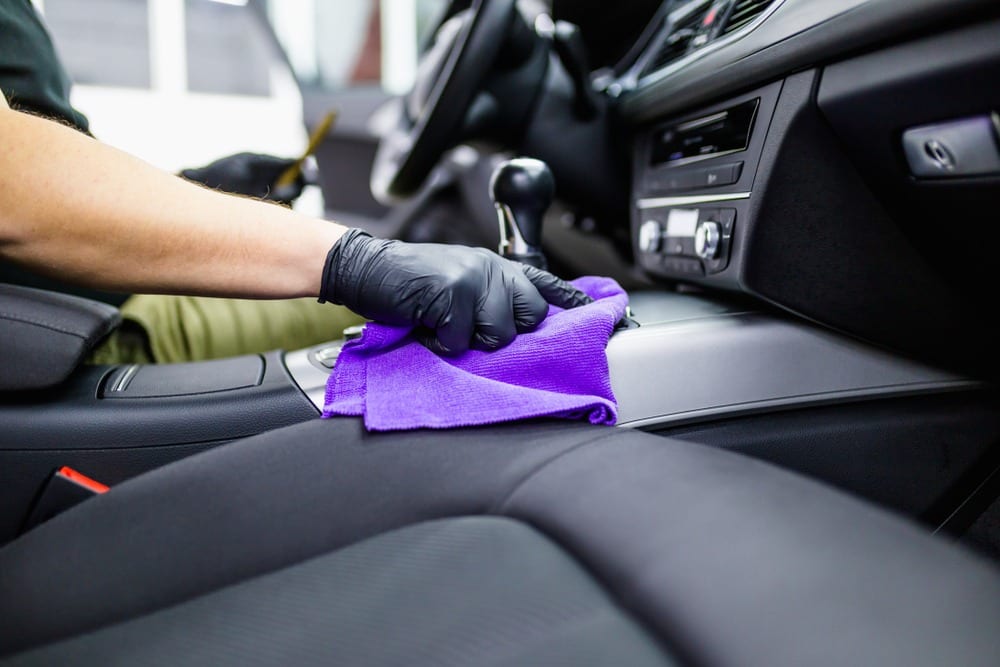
[41,0,284,97]
[185,0,273,96]
[42,0,152,88]
[265,0,449,94]
[34,0,306,178]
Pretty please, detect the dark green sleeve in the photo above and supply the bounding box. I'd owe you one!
[0,0,90,133]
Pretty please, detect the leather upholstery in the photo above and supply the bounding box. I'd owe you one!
[0,283,120,391]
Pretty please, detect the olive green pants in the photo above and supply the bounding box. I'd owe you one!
[89,294,364,364]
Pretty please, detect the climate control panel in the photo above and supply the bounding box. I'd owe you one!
[636,206,737,277]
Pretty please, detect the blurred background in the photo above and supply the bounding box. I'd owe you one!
[32,0,447,216]
[30,0,635,278]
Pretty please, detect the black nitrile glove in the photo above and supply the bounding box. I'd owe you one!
[180,152,305,205]
[319,229,594,355]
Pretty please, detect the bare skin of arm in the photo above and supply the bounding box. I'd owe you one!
[0,92,345,299]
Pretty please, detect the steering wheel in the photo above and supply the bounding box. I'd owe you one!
[369,0,519,204]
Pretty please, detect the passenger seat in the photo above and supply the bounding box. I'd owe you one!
[0,419,997,665]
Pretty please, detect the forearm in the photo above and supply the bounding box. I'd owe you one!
[0,102,344,299]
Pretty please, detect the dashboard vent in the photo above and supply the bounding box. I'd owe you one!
[720,0,775,35]
[641,6,708,75]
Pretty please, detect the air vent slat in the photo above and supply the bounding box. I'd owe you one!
[641,8,706,76]
[721,0,774,36]
[639,0,778,80]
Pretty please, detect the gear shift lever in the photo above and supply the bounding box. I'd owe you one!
[490,158,553,270]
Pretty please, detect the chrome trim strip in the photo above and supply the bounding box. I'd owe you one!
[110,364,139,393]
[283,347,334,412]
[637,192,751,209]
[676,110,728,132]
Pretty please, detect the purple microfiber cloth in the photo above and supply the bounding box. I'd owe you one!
[322,275,627,431]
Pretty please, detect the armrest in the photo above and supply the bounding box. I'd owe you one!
[0,284,122,391]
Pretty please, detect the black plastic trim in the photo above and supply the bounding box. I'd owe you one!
[621,0,1000,124]
[0,350,318,544]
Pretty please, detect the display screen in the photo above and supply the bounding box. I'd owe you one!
[651,98,759,166]
[666,209,698,237]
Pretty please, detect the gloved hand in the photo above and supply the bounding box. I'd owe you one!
[319,228,593,355]
[180,152,305,205]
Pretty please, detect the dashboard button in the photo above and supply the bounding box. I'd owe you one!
[661,256,704,276]
[647,162,743,193]
[312,345,341,369]
[342,324,365,340]
[696,162,743,188]
[717,208,737,234]
[649,169,700,192]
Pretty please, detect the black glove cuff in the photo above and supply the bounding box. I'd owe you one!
[317,228,374,304]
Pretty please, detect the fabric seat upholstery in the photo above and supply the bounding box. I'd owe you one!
[1,418,998,665]
[2,517,673,666]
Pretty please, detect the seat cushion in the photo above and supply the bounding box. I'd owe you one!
[1,417,999,666]
[0,517,671,666]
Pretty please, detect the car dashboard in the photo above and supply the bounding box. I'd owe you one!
[601,0,1000,379]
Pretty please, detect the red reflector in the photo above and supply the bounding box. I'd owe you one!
[57,466,110,494]
[704,8,718,26]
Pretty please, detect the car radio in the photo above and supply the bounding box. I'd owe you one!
[649,98,758,168]
[632,82,782,286]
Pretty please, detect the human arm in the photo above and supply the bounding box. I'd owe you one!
[0,95,343,299]
[0,95,589,353]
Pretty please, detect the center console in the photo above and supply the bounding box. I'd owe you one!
[285,290,973,427]
[282,287,996,520]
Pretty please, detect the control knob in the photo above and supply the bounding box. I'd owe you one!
[694,220,721,260]
[638,220,663,253]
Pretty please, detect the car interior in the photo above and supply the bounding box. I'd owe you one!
[2,0,1000,664]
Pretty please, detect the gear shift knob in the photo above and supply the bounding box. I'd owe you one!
[490,157,553,269]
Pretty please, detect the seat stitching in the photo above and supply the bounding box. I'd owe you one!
[490,429,629,514]
[0,311,88,338]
